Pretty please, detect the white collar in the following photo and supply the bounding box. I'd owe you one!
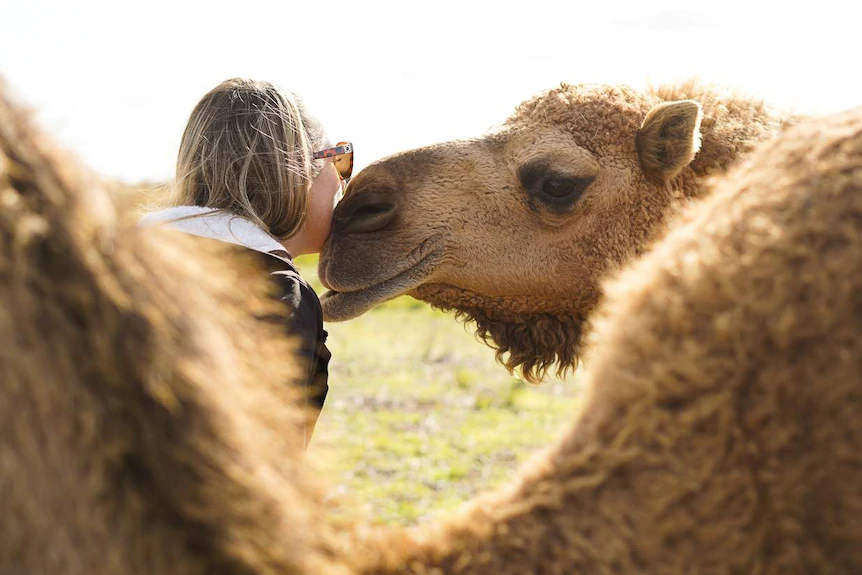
[139,206,292,263]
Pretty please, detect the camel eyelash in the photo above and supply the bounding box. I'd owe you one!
[518,161,594,211]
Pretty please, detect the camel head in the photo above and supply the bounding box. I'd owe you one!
[319,82,776,381]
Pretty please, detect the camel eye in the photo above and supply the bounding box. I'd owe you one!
[518,160,594,212]
[541,176,589,200]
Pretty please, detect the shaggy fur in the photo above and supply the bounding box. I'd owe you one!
[356,105,862,574]
[319,80,794,381]
[3,79,862,575]
[0,83,350,575]
[413,283,585,380]
[464,309,583,383]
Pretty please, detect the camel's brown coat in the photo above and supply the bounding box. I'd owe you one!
[357,103,862,575]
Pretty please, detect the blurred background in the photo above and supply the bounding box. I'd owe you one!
[2,0,859,185]
[2,0,859,525]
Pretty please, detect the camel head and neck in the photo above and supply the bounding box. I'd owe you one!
[319,81,789,381]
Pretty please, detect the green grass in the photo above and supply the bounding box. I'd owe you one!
[295,255,583,526]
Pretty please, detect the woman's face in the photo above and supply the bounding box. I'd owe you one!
[296,159,343,255]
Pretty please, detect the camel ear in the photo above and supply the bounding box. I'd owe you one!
[636,100,703,182]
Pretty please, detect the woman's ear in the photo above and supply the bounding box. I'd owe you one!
[636,100,703,182]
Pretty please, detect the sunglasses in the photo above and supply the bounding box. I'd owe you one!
[313,141,354,184]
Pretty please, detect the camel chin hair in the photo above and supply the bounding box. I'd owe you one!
[454,307,585,384]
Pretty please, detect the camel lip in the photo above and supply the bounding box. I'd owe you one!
[320,248,442,322]
[320,234,444,293]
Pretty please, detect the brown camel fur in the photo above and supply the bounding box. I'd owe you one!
[356,104,862,575]
[318,81,796,381]
[0,83,351,575]
[3,81,862,574]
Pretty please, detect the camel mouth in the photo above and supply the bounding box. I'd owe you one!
[320,247,442,322]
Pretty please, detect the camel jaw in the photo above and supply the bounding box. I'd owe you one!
[320,249,442,322]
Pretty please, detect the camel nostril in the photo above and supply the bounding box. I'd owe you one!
[339,199,398,234]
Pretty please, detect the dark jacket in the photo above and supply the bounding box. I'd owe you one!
[258,251,330,444]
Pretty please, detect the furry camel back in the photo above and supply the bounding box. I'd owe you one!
[357,104,862,573]
[0,82,352,575]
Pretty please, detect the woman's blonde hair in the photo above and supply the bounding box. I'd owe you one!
[173,78,327,240]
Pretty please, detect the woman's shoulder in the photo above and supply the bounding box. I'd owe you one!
[139,206,288,259]
[262,254,320,311]
[140,207,322,327]
[260,253,326,347]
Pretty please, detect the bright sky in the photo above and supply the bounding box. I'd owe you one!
[1,0,859,183]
